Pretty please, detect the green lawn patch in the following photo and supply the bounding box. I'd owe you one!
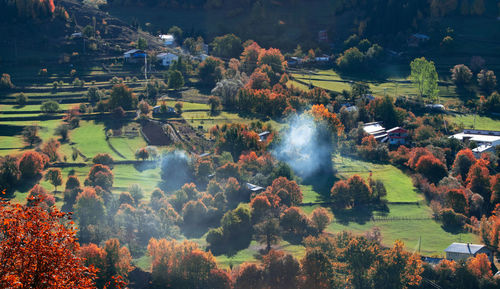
[446,114,500,131]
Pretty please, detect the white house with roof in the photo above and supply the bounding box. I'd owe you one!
[363,122,388,142]
[450,129,500,156]
[156,52,179,67]
[159,34,175,46]
[444,243,493,262]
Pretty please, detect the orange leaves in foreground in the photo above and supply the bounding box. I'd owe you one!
[0,198,96,288]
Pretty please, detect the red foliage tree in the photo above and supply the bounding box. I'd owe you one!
[452,148,476,182]
[0,198,96,288]
[264,177,303,207]
[415,154,448,184]
[466,159,491,202]
[85,164,114,191]
[18,150,45,179]
[445,188,469,215]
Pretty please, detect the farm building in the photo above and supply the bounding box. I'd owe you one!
[124,49,146,63]
[363,122,387,142]
[363,122,408,144]
[408,33,430,47]
[152,105,176,117]
[450,129,500,156]
[386,127,408,145]
[258,131,271,142]
[246,183,265,193]
[159,34,175,46]
[444,243,493,262]
[157,52,179,67]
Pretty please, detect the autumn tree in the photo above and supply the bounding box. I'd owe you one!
[18,150,45,179]
[301,247,336,289]
[74,187,106,243]
[452,148,476,182]
[280,206,310,236]
[477,69,497,93]
[261,250,300,289]
[240,41,262,73]
[415,154,448,184]
[466,160,491,203]
[85,164,114,191]
[0,156,20,194]
[41,138,61,162]
[310,207,333,234]
[198,57,225,86]
[109,84,138,110]
[0,198,96,288]
[147,238,228,289]
[451,64,473,86]
[233,263,265,289]
[45,167,63,192]
[93,153,114,168]
[254,218,281,252]
[22,125,42,147]
[445,188,469,215]
[79,240,132,288]
[369,240,423,289]
[211,123,262,160]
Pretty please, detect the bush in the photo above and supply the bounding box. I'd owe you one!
[0,73,14,89]
[450,64,472,86]
[16,93,27,106]
[440,208,467,230]
[477,69,497,93]
[40,101,60,113]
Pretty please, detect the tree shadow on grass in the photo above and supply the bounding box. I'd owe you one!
[332,202,389,226]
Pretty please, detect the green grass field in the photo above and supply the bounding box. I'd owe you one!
[299,155,477,257]
[447,114,500,131]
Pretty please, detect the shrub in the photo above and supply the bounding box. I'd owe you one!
[40,100,60,114]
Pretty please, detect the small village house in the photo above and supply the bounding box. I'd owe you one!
[159,34,175,46]
[450,129,500,157]
[363,122,388,142]
[124,49,146,63]
[258,131,271,142]
[156,52,179,67]
[386,127,408,145]
[408,33,430,47]
[444,243,493,262]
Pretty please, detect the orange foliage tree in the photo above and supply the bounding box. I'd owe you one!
[147,238,230,289]
[0,197,96,288]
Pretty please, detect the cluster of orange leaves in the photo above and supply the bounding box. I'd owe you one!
[0,197,96,288]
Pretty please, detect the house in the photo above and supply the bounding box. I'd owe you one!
[444,243,493,262]
[159,34,175,46]
[246,183,265,193]
[340,104,358,113]
[124,49,146,63]
[450,129,500,157]
[363,122,388,142]
[425,104,446,112]
[408,33,430,47]
[315,55,330,62]
[258,131,271,142]
[386,127,408,145]
[152,105,176,117]
[71,32,82,38]
[194,54,209,62]
[409,33,430,46]
[156,52,179,67]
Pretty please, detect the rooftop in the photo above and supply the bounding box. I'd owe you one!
[363,122,385,135]
[444,243,487,254]
[451,132,500,143]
